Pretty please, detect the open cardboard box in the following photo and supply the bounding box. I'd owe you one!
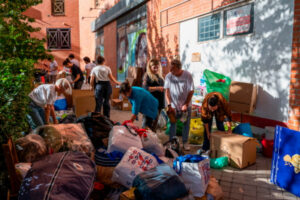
[72,89,95,117]
[210,131,259,169]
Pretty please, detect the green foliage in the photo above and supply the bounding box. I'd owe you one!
[0,0,50,143]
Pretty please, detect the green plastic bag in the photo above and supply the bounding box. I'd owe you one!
[203,69,231,100]
[165,120,183,136]
[210,157,228,169]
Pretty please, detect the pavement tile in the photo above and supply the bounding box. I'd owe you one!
[270,191,284,199]
[243,195,256,200]
[230,192,244,200]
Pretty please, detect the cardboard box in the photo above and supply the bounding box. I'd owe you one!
[72,89,95,117]
[210,131,258,169]
[229,81,257,114]
[122,98,132,111]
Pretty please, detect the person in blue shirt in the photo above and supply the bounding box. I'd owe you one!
[119,80,158,130]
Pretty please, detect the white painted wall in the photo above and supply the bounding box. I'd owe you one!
[180,0,294,122]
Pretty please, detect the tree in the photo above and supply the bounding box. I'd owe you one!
[0,0,50,143]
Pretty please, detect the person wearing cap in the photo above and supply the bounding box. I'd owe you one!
[28,78,72,129]
[201,92,232,152]
[164,59,194,151]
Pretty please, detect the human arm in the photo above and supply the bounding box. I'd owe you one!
[181,90,194,112]
[44,104,58,124]
[226,121,232,134]
[165,88,175,112]
[148,86,164,92]
[71,74,81,84]
[204,123,210,139]
[90,75,95,90]
[108,73,121,85]
[86,69,91,84]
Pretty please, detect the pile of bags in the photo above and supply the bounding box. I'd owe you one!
[14,113,223,200]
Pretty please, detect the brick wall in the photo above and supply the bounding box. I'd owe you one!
[24,0,80,69]
[289,0,300,130]
[103,21,118,81]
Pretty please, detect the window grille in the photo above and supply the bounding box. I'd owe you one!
[198,13,221,42]
[47,28,71,49]
[52,0,65,16]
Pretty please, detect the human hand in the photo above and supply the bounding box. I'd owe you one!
[226,129,232,134]
[181,104,187,112]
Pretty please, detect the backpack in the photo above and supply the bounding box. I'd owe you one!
[77,112,115,149]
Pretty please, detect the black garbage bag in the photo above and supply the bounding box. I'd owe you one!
[77,112,115,149]
[19,151,96,200]
[132,164,189,200]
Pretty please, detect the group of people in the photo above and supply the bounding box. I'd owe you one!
[28,53,233,152]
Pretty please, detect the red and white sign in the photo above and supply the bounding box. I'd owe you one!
[226,4,252,35]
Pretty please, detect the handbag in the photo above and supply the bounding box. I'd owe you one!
[173,154,210,197]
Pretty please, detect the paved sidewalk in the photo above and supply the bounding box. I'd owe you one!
[110,108,299,200]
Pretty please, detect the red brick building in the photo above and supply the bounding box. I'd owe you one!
[93,0,299,131]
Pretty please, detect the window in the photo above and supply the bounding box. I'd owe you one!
[52,0,65,16]
[95,0,99,7]
[197,3,254,42]
[198,13,221,42]
[224,3,254,36]
[47,28,71,49]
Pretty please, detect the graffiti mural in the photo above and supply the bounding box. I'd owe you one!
[117,25,147,82]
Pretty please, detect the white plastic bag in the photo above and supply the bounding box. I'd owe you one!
[174,155,210,197]
[112,147,159,188]
[139,130,164,156]
[107,126,143,153]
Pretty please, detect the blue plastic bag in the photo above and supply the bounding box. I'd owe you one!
[233,123,253,137]
[270,126,300,197]
[54,98,67,111]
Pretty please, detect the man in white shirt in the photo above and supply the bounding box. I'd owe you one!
[28,78,71,129]
[48,57,58,83]
[83,56,96,84]
[164,59,194,150]
[69,53,80,67]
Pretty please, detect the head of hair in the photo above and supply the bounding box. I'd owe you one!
[63,59,71,66]
[97,55,105,65]
[83,56,90,63]
[208,95,219,107]
[68,53,75,59]
[119,80,131,95]
[55,78,72,95]
[146,58,163,82]
[171,59,182,69]
[47,55,54,61]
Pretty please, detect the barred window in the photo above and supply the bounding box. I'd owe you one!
[52,0,65,16]
[47,28,71,50]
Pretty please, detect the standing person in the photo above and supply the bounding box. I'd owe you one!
[90,56,120,118]
[119,80,158,130]
[201,92,232,152]
[28,78,72,129]
[164,59,194,150]
[83,56,96,84]
[63,59,84,89]
[142,58,164,130]
[69,53,80,67]
[47,57,58,83]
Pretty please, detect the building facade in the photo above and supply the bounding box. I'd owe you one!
[94,0,299,131]
[24,0,104,69]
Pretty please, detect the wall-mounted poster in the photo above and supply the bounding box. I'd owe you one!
[161,57,167,67]
[224,3,254,36]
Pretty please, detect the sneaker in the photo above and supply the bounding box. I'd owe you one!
[183,143,190,151]
[202,150,210,157]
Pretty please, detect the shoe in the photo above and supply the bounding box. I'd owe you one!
[202,150,210,157]
[183,143,190,151]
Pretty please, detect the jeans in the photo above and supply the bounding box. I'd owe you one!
[169,107,191,144]
[28,100,45,129]
[202,117,225,151]
[94,81,112,118]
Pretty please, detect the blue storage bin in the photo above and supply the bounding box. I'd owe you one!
[270,126,300,197]
[54,98,68,111]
